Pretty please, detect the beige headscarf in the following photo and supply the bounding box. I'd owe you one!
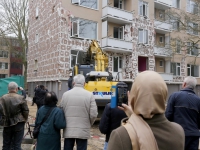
[124,71,168,150]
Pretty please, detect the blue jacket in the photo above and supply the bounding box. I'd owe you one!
[165,88,200,136]
[35,106,66,150]
[99,103,127,142]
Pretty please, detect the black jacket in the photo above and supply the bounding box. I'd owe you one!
[99,103,127,142]
[165,88,200,136]
[35,88,47,106]
[68,77,73,89]
[0,92,29,127]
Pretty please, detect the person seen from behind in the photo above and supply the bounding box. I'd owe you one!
[35,85,48,110]
[68,73,73,90]
[35,91,66,150]
[60,74,98,150]
[165,76,200,150]
[32,85,38,106]
[107,71,185,150]
[99,103,127,150]
[0,82,29,150]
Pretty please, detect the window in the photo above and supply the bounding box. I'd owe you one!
[172,21,180,30]
[138,29,148,44]
[159,60,163,67]
[114,0,123,9]
[187,22,198,35]
[34,60,38,71]
[70,50,86,68]
[113,27,124,40]
[172,0,180,8]
[35,34,39,43]
[36,6,39,19]
[0,51,8,58]
[159,36,164,43]
[171,63,180,76]
[71,18,97,39]
[187,0,199,15]
[187,42,199,55]
[0,62,8,69]
[176,40,181,53]
[0,74,7,78]
[11,63,22,69]
[139,1,148,17]
[187,64,199,77]
[113,56,122,72]
[71,0,98,9]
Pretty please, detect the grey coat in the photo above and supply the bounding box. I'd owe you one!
[60,84,98,139]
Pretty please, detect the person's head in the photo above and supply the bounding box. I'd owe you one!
[8,82,18,93]
[73,74,85,86]
[182,76,197,89]
[44,91,58,106]
[129,71,168,119]
[40,85,44,90]
[69,73,72,77]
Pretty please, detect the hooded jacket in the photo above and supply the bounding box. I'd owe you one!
[0,92,29,127]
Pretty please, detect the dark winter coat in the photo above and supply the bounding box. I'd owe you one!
[35,88,47,106]
[35,105,66,150]
[68,77,73,89]
[165,88,200,136]
[99,103,127,142]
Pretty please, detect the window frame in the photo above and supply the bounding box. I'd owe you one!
[71,18,98,40]
[113,56,123,72]
[0,62,8,69]
[171,62,180,76]
[187,64,199,77]
[138,29,148,44]
[71,0,99,10]
[139,0,149,17]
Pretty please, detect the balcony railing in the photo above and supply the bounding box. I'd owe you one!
[154,46,172,57]
[159,73,173,81]
[154,0,172,9]
[154,20,172,33]
[101,38,132,52]
[102,6,133,24]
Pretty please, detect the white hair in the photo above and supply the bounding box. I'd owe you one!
[73,74,85,86]
[184,76,197,89]
[8,82,18,92]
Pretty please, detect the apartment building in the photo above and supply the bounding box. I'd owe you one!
[0,37,23,79]
[27,0,200,98]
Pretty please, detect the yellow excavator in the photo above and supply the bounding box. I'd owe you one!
[73,40,118,117]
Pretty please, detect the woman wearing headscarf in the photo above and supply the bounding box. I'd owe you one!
[107,71,185,150]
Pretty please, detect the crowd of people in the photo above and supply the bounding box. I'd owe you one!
[0,71,200,150]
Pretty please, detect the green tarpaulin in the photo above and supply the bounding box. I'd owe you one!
[0,76,24,97]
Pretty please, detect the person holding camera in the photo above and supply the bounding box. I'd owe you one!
[99,103,126,150]
[107,71,185,150]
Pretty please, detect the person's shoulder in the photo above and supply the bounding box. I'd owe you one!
[166,121,184,135]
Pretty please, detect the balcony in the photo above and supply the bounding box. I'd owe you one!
[154,20,172,33]
[154,46,172,57]
[159,73,173,81]
[102,6,133,24]
[154,0,172,10]
[101,38,132,53]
